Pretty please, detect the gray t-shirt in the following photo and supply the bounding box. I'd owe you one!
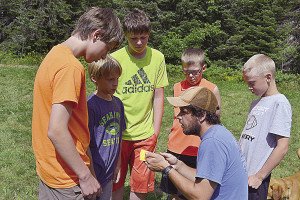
[239,93,292,176]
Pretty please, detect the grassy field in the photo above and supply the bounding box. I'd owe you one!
[0,64,299,199]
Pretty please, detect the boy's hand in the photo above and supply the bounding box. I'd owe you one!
[142,133,158,151]
[248,174,263,189]
[113,152,122,183]
[151,133,158,146]
[79,171,102,199]
[113,165,121,183]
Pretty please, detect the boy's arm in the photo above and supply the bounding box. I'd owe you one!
[87,109,97,178]
[87,147,103,192]
[248,135,289,189]
[48,102,101,198]
[87,148,99,179]
[153,87,164,138]
[213,86,222,117]
[114,102,125,183]
[113,139,122,183]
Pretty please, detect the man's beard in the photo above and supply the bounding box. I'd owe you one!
[182,122,200,136]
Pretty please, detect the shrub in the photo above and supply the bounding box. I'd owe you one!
[203,64,243,83]
[167,63,244,83]
[276,71,300,85]
[0,51,42,65]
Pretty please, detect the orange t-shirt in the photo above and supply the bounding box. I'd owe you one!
[32,44,90,188]
[167,79,216,156]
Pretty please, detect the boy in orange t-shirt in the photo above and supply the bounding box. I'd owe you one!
[160,48,221,200]
[31,7,123,200]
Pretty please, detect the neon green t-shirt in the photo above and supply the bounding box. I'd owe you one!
[111,46,169,141]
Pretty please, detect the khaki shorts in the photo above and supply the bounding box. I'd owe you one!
[38,180,83,200]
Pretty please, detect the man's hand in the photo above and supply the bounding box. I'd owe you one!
[79,172,102,199]
[248,174,263,189]
[145,151,169,172]
[160,152,178,166]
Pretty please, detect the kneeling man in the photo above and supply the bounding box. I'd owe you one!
[146,86,248,200]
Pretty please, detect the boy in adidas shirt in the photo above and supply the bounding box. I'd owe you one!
[111,8,168,200]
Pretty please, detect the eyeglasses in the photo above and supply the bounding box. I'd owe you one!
[183,69,202,76]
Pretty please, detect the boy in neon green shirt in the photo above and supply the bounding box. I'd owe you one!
[111,8,168,200]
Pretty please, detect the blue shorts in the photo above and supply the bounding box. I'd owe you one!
[248,174,271,200]
[97,180,113,200]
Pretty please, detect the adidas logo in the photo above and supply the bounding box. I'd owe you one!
[122,68,154,94]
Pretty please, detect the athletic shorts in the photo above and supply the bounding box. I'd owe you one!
[248,174,271,200]
[112,134,157,193]
[38,180,83,200]
[97,180,113,200]
[160,150,197,199]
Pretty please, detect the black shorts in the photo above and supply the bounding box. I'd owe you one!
[248,174,271,200]
[160,150,197,199]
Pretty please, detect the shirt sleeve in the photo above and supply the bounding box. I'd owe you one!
[155,58,169,88]
[269,101,292,137]
[52,66,83,106]
[88,101,97,148]
[196,138,227,184]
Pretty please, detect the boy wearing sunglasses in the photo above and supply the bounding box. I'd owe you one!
[160,48,221,200]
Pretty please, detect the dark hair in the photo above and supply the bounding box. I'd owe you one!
[123,8,150,34]
[186,105,221,125]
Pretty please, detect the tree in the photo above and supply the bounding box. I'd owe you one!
[0,0,299,73]
[0,0,77,54]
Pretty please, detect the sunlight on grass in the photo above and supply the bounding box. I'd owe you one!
[0,64,299,199]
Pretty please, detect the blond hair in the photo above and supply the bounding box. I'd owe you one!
[243,54,276,77]
[72,7,123,49]
[88,55,122,81]
[123,8,150,34]
[181,48,205,67]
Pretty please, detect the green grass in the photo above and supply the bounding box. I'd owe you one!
[0,64,38,199]
[0,64,299,199]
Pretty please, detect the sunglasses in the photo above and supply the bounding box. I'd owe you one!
[183,69,202,76]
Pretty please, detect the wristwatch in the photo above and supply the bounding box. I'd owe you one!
[162,165,173,177]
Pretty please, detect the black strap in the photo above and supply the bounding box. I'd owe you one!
[162,165,173,177]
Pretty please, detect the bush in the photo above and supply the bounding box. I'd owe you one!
[159,32,185,65]
[167,63,244,83]
[166,64,299,85]
[203,64,243,83]
[276,71,300,85]
[0,51,42,66]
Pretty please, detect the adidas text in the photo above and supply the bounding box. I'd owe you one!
[122,84,154,94]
